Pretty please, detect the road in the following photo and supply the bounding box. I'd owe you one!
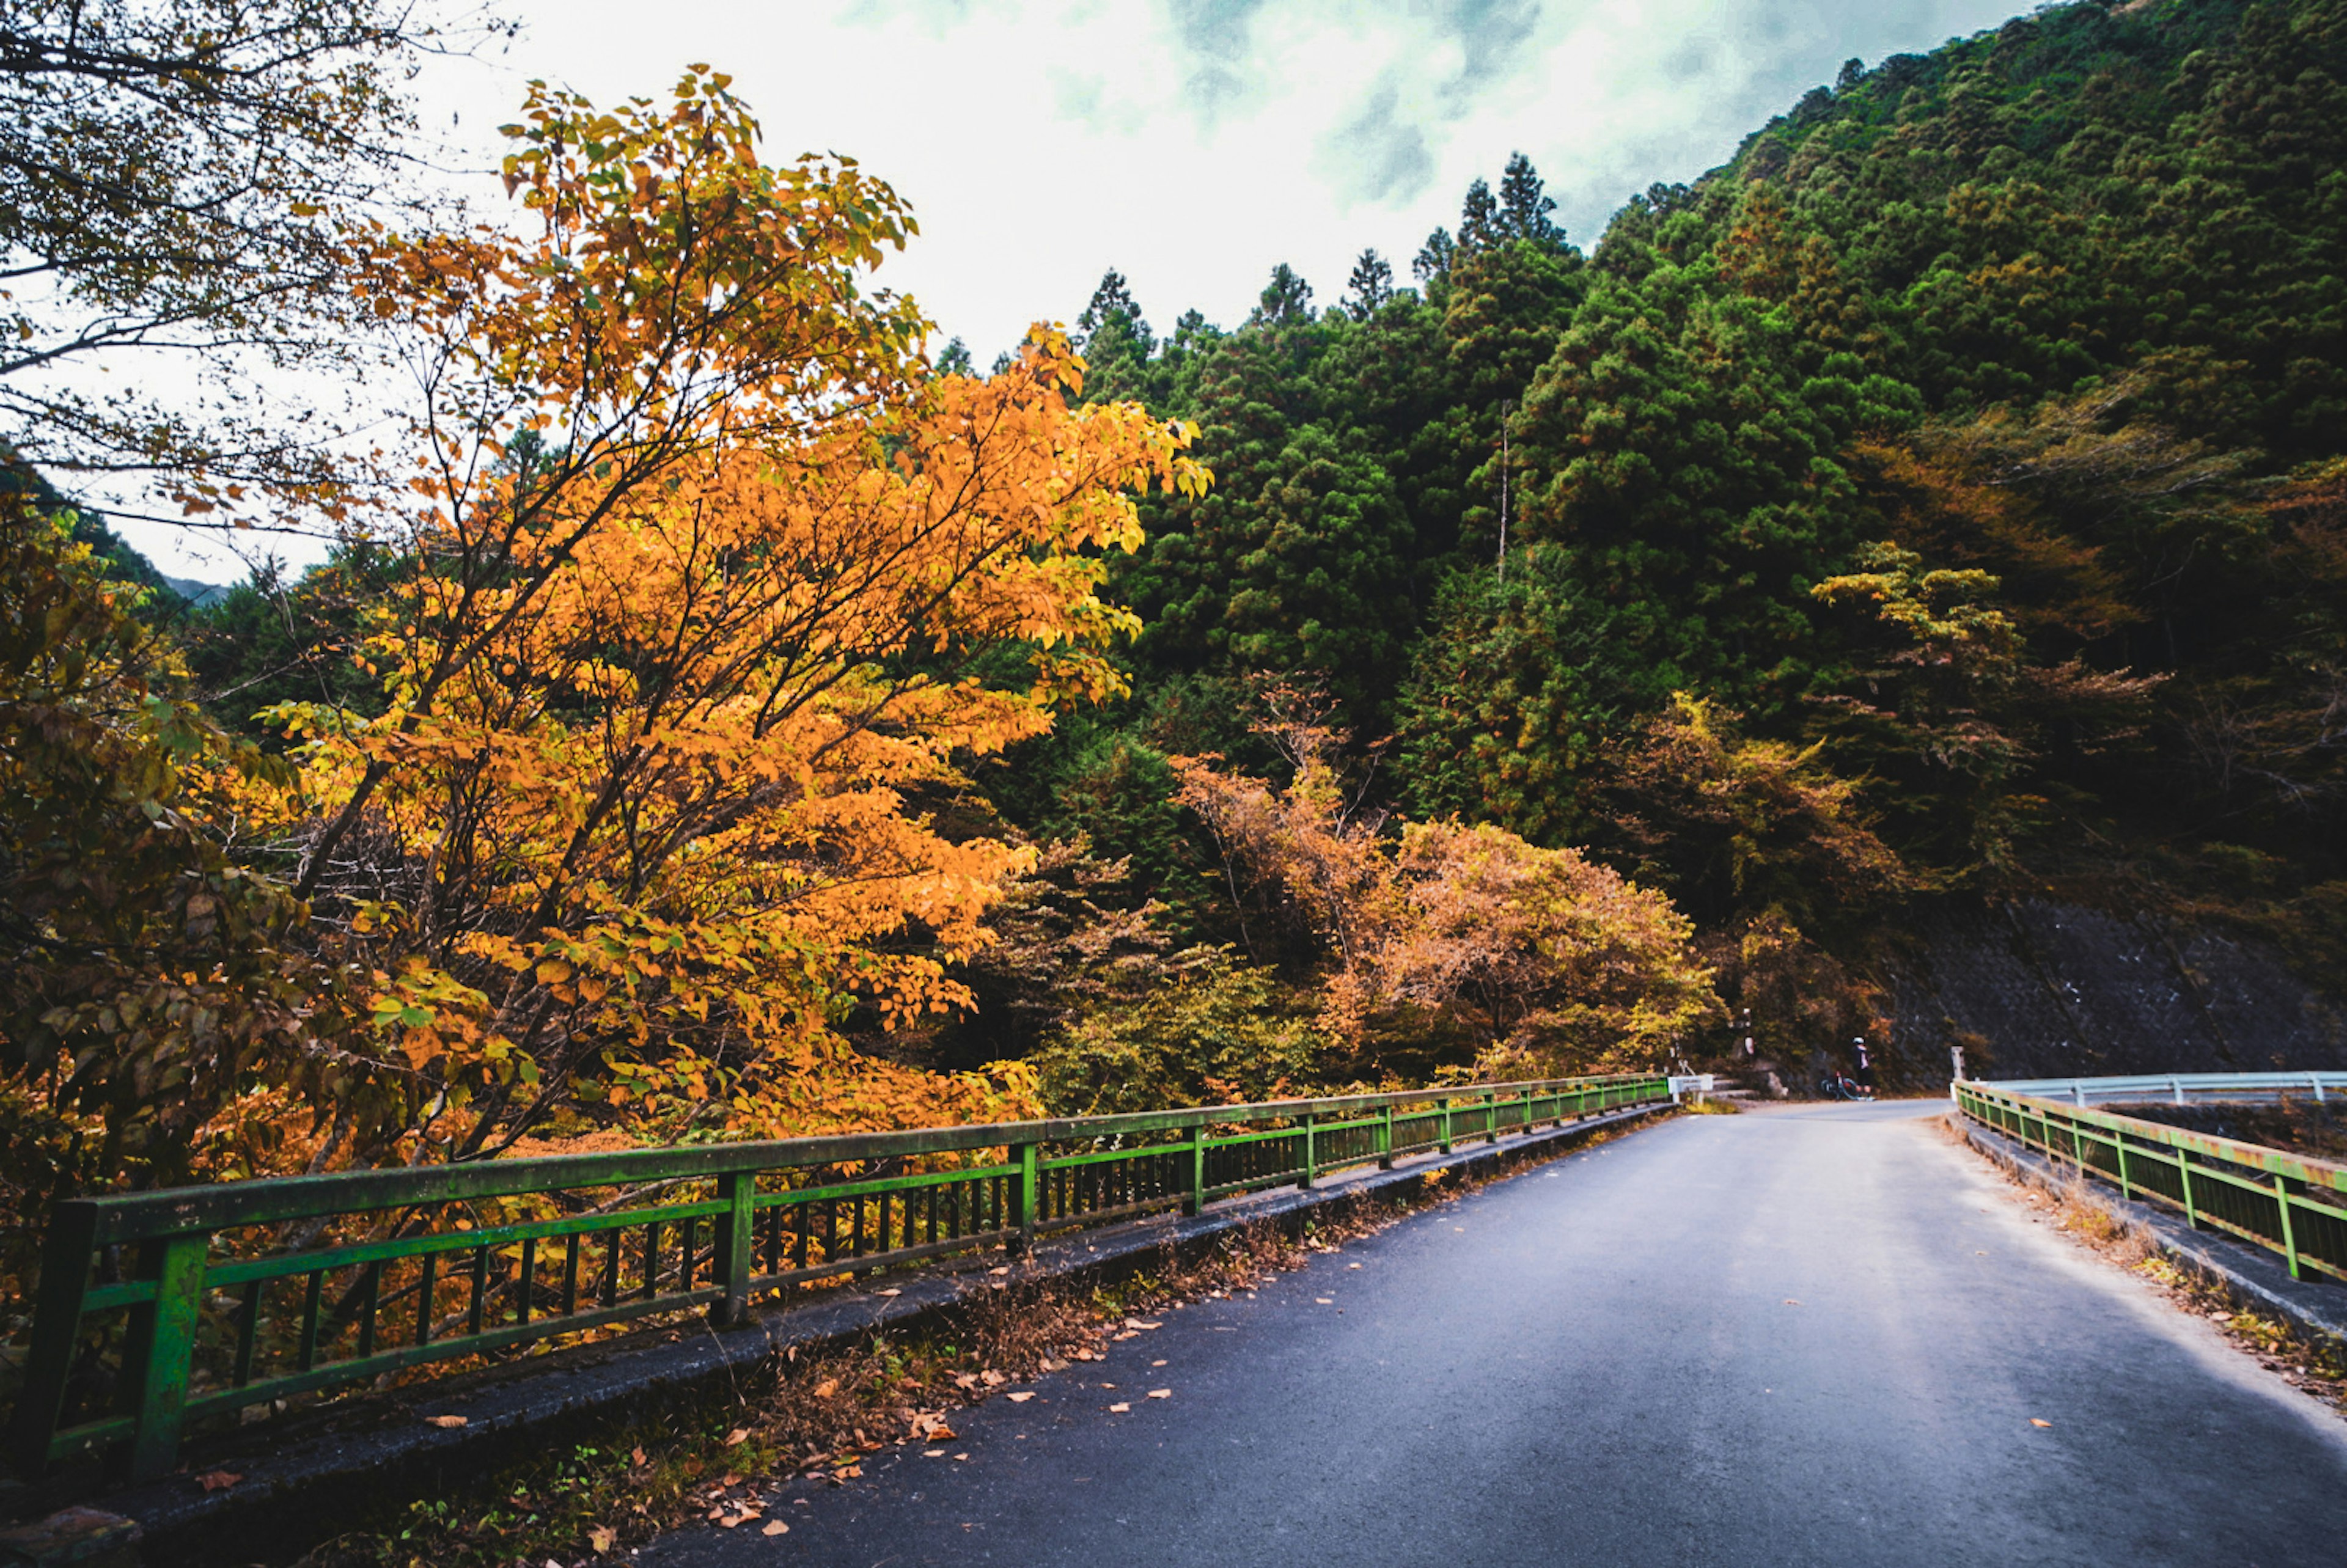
[641,1101,2347,1567]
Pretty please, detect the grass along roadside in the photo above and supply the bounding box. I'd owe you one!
[1941,1113,2347,1416]
[294,1117,1659,1568]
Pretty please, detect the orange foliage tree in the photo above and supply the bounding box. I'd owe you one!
[246,73,1207,1165]
[1172,710,1713,1076]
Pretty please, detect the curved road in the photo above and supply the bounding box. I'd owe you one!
[643,1101,2347,1566]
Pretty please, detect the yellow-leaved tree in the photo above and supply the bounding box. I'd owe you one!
[241,73,1208,1165]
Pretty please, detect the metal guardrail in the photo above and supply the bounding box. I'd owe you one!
[7,1074,1669,1482]
[1667,1074,1717,1099]
[1953,1079,2347,1289]
[1974,1072,2345,1107]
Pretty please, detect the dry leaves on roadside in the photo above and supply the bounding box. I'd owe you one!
[1108,1402,1131,1413]
[724,1428,750,1446]
[2030,1418,2053,1428]
[1007,1391,1035,1403]
[1147,1389,1170,1399]
[425,1415,468,1428]
[194,1471,241,1492]
[589,1525,617,1552]
[763,1520,790,1536]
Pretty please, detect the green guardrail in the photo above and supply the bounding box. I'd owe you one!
[1955,1080,2347,1287]
[8,1073,1669,1482]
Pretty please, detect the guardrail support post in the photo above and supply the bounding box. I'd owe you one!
[1486,1093,1500,1146]
[1185,1123,1207,1217]
[1378,1105,1395,1170]
[2115,1139,2132,1200]
[712,1171,755,1325]
[2178,1150,2198,1229]
[2274,1176,2302,1280]
[1299,1115,1317,1190]
[8,1201,101,1475]
[1010,1141,1038,1255]
[123,1232,208,1482]
[1439,1098,1454,1156]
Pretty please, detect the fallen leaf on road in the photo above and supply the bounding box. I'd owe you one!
[718,1514,746,1528]
[1147,1389,1170,1399]
[923,1422,957,1440]
[924,1449,946,1457]
[589,1525,617,1552]
[194,1470,241,1492]
[1348,1262,1361,1269]
[1151,1360,1167,1368]
[1783,1300,1801,1306]
[2030,1418,2052,1428]
[989,1266,1012,1277]
[425,1415,468,1428]
[1007,1391,1035,1403]
[762,1521,790,1536]
[1108,1402,1131,1412]
[1040,1357,1070,1371]
[1112,1330,1139,1341]
[1127,1319,1162,1330]
[876,1288,901,1297]
[952,1453,969,1461]
[1315,1297,1334,1305]
[724,1428,750,1446]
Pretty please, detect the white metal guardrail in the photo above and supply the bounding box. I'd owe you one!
[1973,1071,2346,1107]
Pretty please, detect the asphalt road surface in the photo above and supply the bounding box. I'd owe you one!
[639,1101,2347,1567]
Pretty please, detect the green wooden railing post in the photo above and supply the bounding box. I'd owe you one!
[1299,1114,1317,1189]
[2275,1175,2302,1280]
[124,1232,208,1482]
[2178,1149,2198,1229]
[1011,1141,1038,1254]
[1185,1121,1207,1217]
[2116,1138,2132,1200]
[1439,1097,1454,1155]
[1378,1104,1395,1170]
[1485,1092,1500,1145]
[712,1170,755,1324]
[8,1201,100,1473]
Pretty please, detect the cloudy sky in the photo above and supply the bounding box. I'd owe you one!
[426,0,2030,359]
[130,0,2034,579]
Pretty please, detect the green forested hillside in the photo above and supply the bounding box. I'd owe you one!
[982,0,2347,1061]
[20,0,2343,1189]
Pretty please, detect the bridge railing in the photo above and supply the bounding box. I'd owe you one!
[1971,1071,2346,1108]
[1953,1079,2347,1289]
[7,1073,1669,1482]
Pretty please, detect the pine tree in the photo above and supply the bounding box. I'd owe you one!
[1078,268,1152,351]
[1253,263,1315,326]
[1496,152,1563,247]
[1458,178,1500,252]
[1412,226,1456,283]
[1345,248,1395,320]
